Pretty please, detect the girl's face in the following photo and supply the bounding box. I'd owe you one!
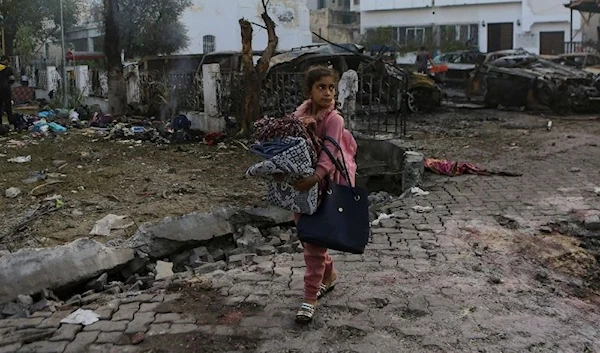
[310,75,336,110]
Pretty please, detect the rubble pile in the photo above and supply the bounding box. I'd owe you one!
[0,206,301,322]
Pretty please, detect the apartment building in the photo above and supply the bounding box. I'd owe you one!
[309,0,361,43]
[361,0,585,55]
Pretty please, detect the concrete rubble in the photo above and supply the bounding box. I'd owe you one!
[0,238,134,304]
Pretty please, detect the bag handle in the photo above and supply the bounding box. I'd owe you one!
[320,135,354,188]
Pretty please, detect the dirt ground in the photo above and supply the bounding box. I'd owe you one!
[1,108,599,253]
[0,131,265,251]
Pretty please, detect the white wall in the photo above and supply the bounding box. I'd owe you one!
[182,0,312,54]
[361,0,582,54]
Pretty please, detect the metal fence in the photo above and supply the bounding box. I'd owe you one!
[260,71,407,135]
[137,69,407,135]
[138,71,203,111]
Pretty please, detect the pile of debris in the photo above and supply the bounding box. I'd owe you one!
[0,206,300,321]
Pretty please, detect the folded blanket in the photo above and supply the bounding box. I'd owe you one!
[247,137,319,215]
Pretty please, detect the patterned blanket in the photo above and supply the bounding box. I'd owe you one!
[246,137,319,215]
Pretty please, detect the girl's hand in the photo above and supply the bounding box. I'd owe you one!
[294,174,320,192]
[272,173,286,183]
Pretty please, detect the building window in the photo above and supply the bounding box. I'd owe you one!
[203,35,216,54]
[440,24,479,46]
[318,0,325,8]
[354,0,359,5]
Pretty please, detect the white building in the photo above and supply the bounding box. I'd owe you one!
[182,0,313,54]
[361,0,584,55]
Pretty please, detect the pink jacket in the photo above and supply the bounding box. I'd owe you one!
[293,99,357,187]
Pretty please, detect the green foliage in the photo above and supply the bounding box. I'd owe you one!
[0,0,80,55]
[90,0,192,59]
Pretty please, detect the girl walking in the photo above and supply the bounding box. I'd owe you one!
[291,66,357,324]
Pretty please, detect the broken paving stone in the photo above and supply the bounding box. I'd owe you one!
[86,273,108,292]
[30,299,49,313]
[256,245,276,256]
[4,187,21,199]
[584,215,600,231]
[539,226,553,234]
[2,302,29,316]
[17,295,34,306]
[570,167,581,173]
[155,261,174,280]
[228,253,256,266]
[236,225,264,250]
[276,244,295,254]
[267,236,282,247]
[210,248,225,262]
[194,261,226,275]
[120,257,149,279]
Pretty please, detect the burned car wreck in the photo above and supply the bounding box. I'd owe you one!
[264,44,442,115]
[467,51,600,113]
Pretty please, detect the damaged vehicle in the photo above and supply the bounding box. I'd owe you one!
[432,50,485,85]
[546,52,600,75]
[467,50,600,114]
[266,43,442,114]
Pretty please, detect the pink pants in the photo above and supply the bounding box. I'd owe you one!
[303,242,334,300]
[295,213,334,301]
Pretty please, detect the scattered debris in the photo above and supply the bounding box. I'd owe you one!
[570,167,581,173]
[410,187,430,197]
[90,214,135,236]
[412,206,433,213]
[155,261,174,280]
[7,155,31,163]
[4,187,21,199]
[60,308,100,326]
[594,187,600,195]
[371,213,392,226]
[22,171,47,184]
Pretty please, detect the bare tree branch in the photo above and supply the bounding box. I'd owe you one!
[249,21,267,30]
[256,8,279,76]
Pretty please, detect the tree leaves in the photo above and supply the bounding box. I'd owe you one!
[0,0,80,55]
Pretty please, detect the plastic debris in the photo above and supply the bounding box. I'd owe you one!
[412,205,433,213]
[5,187,21,199]
[8,155,31,163]
[60,309,100,326]
[48,122,67,133]
[410,187,430,197]
[90,214,135,236]
[371,213,392,226]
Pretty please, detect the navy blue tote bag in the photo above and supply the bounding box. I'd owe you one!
[297,136,370,254]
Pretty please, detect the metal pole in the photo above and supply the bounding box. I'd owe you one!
[60,0,68,107]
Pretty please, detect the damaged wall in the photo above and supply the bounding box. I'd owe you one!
[311,8,361,43]
[181,0,313,54]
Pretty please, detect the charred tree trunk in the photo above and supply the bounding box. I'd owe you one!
[238,0,279,135]
[103,0,127,115]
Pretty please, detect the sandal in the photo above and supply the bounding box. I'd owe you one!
[317,275,337,299]
[295,303,316,324]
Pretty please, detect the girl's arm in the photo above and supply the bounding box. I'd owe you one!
[315,113,345,180]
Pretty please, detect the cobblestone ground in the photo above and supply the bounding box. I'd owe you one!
[1,112,599,352]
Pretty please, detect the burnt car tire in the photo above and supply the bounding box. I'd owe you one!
[407,88,433,114]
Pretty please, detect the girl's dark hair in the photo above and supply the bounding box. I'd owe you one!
[304,66,339,96]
